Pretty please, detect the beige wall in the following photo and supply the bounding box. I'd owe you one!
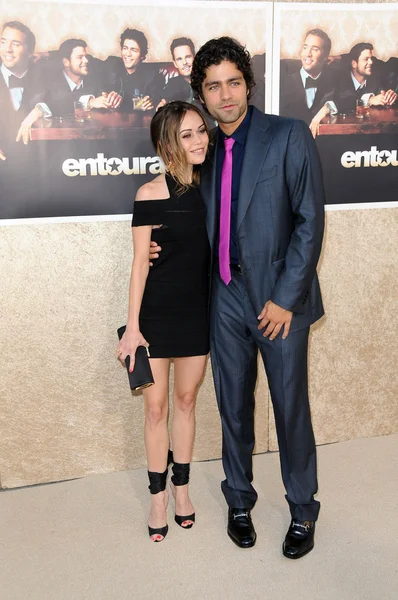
[0,221,269,488]
[0,0,397,488]
[1,208,397,488]
[269,208,398,450]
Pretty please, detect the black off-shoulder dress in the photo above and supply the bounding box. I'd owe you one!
[132,173,210,358]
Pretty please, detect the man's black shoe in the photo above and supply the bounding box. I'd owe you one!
[282,520,315,559]
[227,508,257,548]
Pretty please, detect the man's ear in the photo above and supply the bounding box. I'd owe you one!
[351,59,357,71]
[62,57,69,69]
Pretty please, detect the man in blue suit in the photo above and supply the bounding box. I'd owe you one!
[151,37,324,558]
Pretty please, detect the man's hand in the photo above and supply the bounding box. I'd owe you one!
[89,95,111,109]
[89,95,109,109]
[380,89,397,106]
[16,106,42,144]
[156,98,167,111]
[257,300,293,340]
[309,104,330,139]
[0,148,6,161]
[140,95,154,111]
[102,91,123,109]
[368,91,397,107]
[369,93,385,106]
[149,239,161,266]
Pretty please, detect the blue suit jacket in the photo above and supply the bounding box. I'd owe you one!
[200,107,325,333]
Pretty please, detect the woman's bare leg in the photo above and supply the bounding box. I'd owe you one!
[143,358,170,538]
[171,355,207,521]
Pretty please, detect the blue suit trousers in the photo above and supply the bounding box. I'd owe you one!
[210,268,321,522]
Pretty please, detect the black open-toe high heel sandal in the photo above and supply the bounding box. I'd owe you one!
[171,460,195,529]
[147,468,168,542]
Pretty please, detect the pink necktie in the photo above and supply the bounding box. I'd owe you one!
[219,137,235,285]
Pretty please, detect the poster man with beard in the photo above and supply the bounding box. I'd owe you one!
[331,43,397,114]
[41,39,122,117]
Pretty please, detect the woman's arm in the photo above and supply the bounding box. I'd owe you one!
[117,184,158,371]
[118,225,152,371]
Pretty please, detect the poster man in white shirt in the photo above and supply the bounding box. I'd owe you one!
[39,39,122,121]
[0,21,43,159]
[312,43,397,133]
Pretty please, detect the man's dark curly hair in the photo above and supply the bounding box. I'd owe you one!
[120,28,148,61]
[191,37,255,102]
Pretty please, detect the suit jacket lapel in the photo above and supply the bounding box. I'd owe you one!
[200,132,218,251]
[0,65,17,113]
[313,68,334,111]
[237,108,273,231]
[292,70,307,106]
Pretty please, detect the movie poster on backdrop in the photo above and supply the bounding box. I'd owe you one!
[0,0,271,221]
[273,3,398,207]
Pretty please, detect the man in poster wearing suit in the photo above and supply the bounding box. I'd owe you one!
[41,39,122,118]
[104,28,164,112]
[151,37,324,558]
[332,43,397,114]
[160,37,196,103]
[0,20,50,217]
[0,21,46,159]
[279,28,335,137]
[157,37,215,127]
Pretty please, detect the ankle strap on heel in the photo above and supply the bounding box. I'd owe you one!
[171,462,190,486]
[148,468,168,494]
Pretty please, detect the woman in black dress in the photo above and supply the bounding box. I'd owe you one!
[117,102,210,542]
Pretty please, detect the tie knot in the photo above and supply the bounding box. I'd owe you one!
[305,77,317,90]
[224,137,235,152]
[8,74,24,89]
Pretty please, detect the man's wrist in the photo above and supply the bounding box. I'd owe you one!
[325,101,338,115]
[361,92,373,105]
[81,94,94,109]
[35,102,52,118]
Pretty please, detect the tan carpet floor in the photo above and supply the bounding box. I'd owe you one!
[1,434,397,600]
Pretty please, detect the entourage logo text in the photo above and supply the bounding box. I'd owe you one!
[341,146,398,169]
[62,153,164,177]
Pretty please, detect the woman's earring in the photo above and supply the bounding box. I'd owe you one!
[167,161,176,176]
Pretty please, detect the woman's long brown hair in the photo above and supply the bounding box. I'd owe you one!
[150,101,209,195]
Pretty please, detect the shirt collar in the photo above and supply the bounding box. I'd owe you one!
[218,105,253,146]
[1,63,28,84]
[300,67,322,88]
[351,72,366,91]
[124,61,143,76]
[63,71,83,91]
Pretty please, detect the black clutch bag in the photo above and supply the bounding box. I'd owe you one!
[117,326,154,391]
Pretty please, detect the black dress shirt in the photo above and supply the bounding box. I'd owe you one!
[216,105,253,264]
[162,75,193,102]
[104,58,164,110]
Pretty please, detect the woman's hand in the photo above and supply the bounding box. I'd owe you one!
[149,239,162,266]
[117,329,149,372]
